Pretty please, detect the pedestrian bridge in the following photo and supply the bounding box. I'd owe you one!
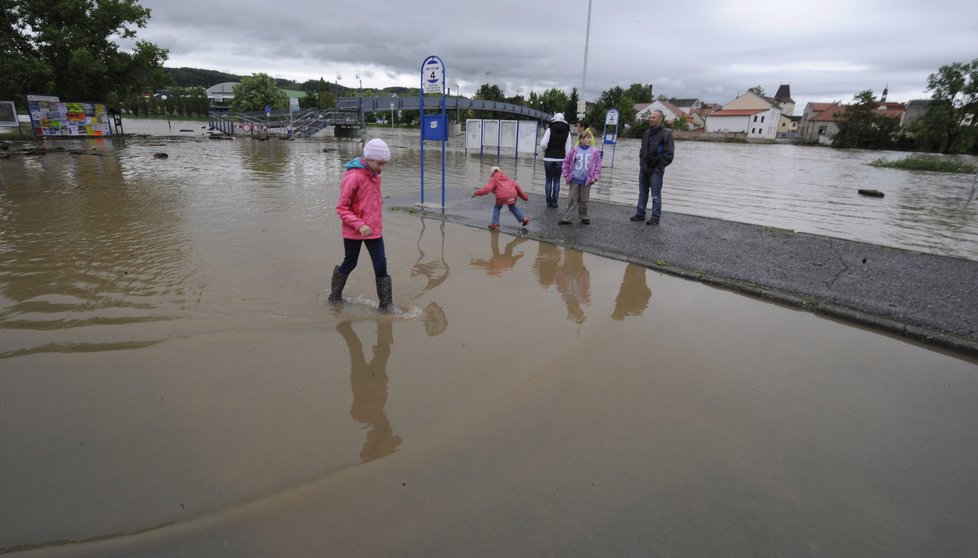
[208,95,552,138]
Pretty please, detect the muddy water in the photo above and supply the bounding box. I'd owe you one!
[1,133,977,556]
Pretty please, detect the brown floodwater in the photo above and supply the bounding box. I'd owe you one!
[1,130,977,556]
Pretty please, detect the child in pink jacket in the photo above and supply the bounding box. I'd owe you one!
[559,133,602,225]
[471,166,531,230]
[328,138,396,312]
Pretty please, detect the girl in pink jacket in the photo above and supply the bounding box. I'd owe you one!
[471,166,531,230]
[558,133,602,225]
[328,138,396,312]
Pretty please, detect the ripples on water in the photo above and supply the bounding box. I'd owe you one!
[1,128,976,358]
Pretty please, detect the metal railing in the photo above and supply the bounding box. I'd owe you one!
[207,95,551,137]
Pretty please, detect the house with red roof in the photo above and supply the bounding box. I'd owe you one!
[704,91,782,139]
[798,102,846,144]
[798,101,905,144]
[634,99,687,124]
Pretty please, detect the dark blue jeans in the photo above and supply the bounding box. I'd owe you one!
[339,237,388,277]
[544,161,562,206]
[636,168,664,220]
[492,203,526,225]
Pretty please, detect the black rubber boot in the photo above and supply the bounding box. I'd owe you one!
[328,265,349,303]
[376,275,396,313]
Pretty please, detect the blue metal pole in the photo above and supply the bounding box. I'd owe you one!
[441,61,447,208]
[420,61,426,205]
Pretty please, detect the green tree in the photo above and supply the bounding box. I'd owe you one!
[566,88,581,125]
[318,90,337,108]
[666,115,690,131]
[472,83,506,118]
[0,0,169,106]
[915,59,978,153]
[747,85,766,97]
[832,90,900,149]
[300,89,319,109]
[505,94,526,106]
[231,73,289,112]
[186,86,209,116]
[625,83,653,104]
[474,83,505,102]
[630,115,650,138]
[587,86,637,137]
[539,87,569,117]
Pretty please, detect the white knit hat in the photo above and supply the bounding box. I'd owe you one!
[489,166,501,175]
[552,112,565,123]
[363,138,391,161]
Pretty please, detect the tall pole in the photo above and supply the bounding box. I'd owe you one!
[579,0,593,121]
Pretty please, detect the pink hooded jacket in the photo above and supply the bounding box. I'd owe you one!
[562,145,602,185]
[336,157,383,239]
[473,170,529,205]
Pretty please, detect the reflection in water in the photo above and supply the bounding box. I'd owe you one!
[337,321,402,464]
[412,216,450,336]
[612,264,653,320]
[0,148,191,357]
[411,217,450,295]
[533,242,561,288]
[554,248,590,324]
[239,137,293,183]
[470,231,527,277]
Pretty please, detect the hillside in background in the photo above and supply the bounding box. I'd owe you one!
[163,67,415,97]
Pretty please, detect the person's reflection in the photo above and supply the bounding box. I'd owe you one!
[554,248,590,323]
[411,217,450,296]
[470,231,527,277]
[612,263,653,320]
[533,242,561,288]
[336,320,402,464]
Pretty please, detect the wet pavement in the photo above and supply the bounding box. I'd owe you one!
[393,187,978,356]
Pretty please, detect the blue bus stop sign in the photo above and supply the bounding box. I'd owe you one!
[422,114,447,141]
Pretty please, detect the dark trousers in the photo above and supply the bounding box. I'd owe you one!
[636,168,664,220]
[544,161,562,206]
[339,237,388,277]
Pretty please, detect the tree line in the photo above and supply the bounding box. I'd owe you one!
[828,59,977,154]
[3,1,972,151]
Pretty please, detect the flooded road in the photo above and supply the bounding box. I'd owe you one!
[114,119,978,260]
[1,128,977,556]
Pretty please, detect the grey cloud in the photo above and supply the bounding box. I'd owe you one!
[131,0,974,108]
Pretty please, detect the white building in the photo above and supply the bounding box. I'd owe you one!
[704,91,782,139]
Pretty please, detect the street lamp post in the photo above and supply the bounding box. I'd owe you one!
[453,82,460,124]
[579,0,593,122]
[393,93,398,128]
[355,72,364,137]
[160,94,171,130]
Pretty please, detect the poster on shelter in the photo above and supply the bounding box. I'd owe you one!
[27,95,113,137]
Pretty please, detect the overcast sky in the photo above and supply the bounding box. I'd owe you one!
[122,0,977,112]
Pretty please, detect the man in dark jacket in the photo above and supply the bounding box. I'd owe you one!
[630,110,675,225]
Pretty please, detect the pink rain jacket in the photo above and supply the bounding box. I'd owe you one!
[473,171,529,205]
[336,157,384,239]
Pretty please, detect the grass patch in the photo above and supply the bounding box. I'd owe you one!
[870,155,976,174]
[654,259,668,267]
[762,226,796,236]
